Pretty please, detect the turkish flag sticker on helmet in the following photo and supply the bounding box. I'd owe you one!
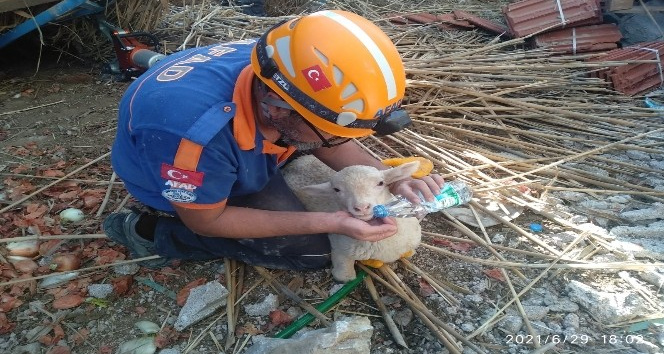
[302,65,332,92]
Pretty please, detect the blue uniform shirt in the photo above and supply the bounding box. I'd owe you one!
[111,41,295,213]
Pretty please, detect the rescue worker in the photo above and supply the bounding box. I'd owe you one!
[103,10,445,270]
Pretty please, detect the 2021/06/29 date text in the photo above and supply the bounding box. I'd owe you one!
[505,334,590,345]
[505,334,645,346]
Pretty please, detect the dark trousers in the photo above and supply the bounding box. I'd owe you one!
[152,171,331,270]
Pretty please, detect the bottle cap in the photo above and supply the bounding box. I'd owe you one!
[373,205,389,218]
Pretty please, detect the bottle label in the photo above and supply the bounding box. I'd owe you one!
[436,184,461,208]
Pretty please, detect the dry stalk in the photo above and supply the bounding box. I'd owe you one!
[224,258,237,350]
[253,266,331,326]
[359,264,487,354]
[363,276,409,348]
[378,266,462,354]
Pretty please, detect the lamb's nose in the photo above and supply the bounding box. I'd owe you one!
[353,204,371,213]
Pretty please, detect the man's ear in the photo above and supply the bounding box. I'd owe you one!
[382,161,421,184]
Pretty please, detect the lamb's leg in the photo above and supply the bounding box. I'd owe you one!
[400,250,415,258]
[331,252,358,283]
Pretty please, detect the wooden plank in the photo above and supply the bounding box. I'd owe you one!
[0,0,58,13]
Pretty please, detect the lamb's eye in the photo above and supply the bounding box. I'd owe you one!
[333,188,340,192]
[377,181,384,186]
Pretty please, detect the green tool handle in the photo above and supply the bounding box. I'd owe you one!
[274,268,367,339]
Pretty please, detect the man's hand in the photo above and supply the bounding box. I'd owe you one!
[390,174,446,204]
[331,211,398,242]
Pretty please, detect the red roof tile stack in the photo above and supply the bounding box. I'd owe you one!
[387,12,508,35]
[503,0,603,37]
[533,23,622,54]
[586,41,664,95]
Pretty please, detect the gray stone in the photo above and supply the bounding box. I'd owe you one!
[562,313,580,330]
[530,321,551,335]
[620,203,664,223]
[159,349,181,354]
[610,237,664,260]
[393,308,413,327]
[523,305,549,321]
[88,284,114,299]
[568,215,589,225]
[175,281,229,331]
[12,342,41,354]
[632,338,660,354]
[498,315,523,333]
[460,323,475,332]
[638,269,664,288]
[547,298,579,313]
[567,280,648,324]
[244,316,373,354]
[244,293,279,317]
[113,263,140,275]
[491,233,506,244]
[626,150,651,161]
[610,221,664,238]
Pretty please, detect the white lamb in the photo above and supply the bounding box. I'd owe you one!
[282,155,422,282]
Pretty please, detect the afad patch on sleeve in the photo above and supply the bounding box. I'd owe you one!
[160,163,204,203]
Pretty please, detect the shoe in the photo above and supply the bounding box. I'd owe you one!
[103,212,171,269]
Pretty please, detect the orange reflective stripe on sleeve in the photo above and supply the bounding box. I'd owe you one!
[172,199,228,210]
[173,138,203,171]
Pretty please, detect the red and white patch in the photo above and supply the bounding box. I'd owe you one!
[301,65,332,92]
[160,163,204,186]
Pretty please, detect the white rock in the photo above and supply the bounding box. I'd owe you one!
[175,281,228,331]
[244,316,373,354]
[566,280,648,324]
[638,269,664,287]
[244,293,279,317]
[88,284,114,299]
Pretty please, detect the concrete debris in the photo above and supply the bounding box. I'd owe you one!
[567,280,648,324]
[637,269,664,288]
[244,293,279,317]
[522,305,549,321]
[611,221,664,239]
[244,316,373,354]
[498,315,523,333]
[174,281,228,331]
[632,337,661,353]
[620,203,664,222]
[562,313,580,330]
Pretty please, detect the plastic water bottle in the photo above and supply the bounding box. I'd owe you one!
[373,180,472,218]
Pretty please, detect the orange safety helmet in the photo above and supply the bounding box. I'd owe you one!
[251,10,411,138]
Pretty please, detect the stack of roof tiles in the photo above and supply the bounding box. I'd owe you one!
[502,0,624,55]
[586,41,664,95]
[503,0,603,37]
[533,24,622,54]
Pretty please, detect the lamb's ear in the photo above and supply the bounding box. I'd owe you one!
[298,182,335,197]
[382,161,421,184]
